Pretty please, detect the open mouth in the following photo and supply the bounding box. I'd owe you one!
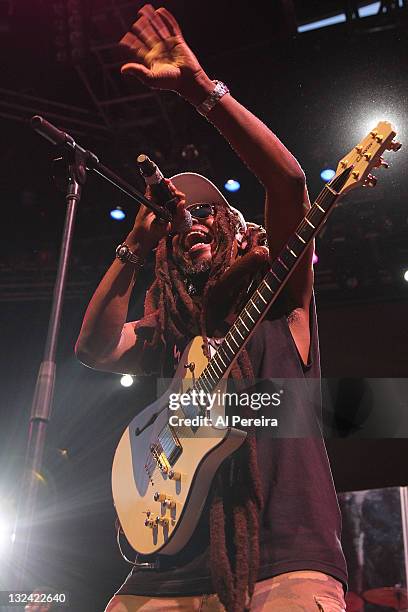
[183,227,213,253]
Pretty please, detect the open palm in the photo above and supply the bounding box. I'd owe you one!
[119,4,203,92]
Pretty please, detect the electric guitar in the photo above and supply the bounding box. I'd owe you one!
[112,122,400,556]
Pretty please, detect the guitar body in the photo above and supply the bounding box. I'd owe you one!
[111,336,247,556]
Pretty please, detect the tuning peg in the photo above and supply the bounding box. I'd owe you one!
[363,174,377,188]
[388,140,402,151]
[373,156,389,169]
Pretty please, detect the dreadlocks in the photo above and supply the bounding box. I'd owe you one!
[141,204,267,611]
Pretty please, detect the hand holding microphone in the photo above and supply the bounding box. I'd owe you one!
[137,154,192,234]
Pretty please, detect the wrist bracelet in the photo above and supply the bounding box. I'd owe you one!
[196,80,229,116]
[115,243,145,268]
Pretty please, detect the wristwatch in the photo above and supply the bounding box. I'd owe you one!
[196,80,230,116]
[115,243,145,268]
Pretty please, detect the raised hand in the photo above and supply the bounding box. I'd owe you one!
[119,4,204,95]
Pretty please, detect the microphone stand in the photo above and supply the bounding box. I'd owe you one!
[31,115,172,222]
[14,115,170,590]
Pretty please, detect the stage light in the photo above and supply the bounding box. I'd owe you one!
[360,111,403,145]
[298,13,346,34]
[110,207,126,221]
[320,168,336,182]
[0,515,13,554]
[224,179,241,192]
[120,374,134,387]
[403,270,408,282]
[358,2,381,17]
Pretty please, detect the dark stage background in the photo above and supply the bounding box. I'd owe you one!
[1,1,408,610]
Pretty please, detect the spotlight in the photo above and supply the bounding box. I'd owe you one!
[110,207,126,221]
[404,270,408,282]
[320,168,336,182]
[120,374,134,387]
[224,179,241,192]
[0,515,14,555]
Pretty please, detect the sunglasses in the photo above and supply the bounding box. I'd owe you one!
[185,203,215,219]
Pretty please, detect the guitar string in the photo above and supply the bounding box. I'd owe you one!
[197,182,338,391]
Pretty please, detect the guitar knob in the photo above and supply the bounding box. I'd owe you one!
[388,140,402,151]
[154,492,167,502]
[168,470,181,481]
[164,498,176,509]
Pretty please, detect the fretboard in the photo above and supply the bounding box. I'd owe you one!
[195,167,352,395]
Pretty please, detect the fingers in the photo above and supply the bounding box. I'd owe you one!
[139,5,172,41]
[137,3,155,18]
[120,4,181,76]
[136,6,173,47]
[119,30,152,81]
[174,197,187,217]
[165,178,185,201]
[121,61,152,81]
[149,10,171,40]
[156,7,182,36]
[151,216,170,230]
[139,4,179,40]
[119,31,149,61]
[132,14,161,48]
[170,198,190,235]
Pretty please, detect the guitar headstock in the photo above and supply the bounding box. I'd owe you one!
[331,121,401,196]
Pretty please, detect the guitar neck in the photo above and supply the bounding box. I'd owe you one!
[196,167,353,394]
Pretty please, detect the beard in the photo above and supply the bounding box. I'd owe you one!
[172,250,212,297]
[178,259,212,277]
[172,237,214,278]
[178,259,211,296]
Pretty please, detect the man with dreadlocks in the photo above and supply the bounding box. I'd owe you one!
[76,4,347,611]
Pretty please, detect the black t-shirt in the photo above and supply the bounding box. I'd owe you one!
[116,296,348,596]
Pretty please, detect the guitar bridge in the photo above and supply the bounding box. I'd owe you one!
[150,425,182,472]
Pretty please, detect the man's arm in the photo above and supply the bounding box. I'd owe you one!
[180,74,313,310]
[201,92,313,364]
[120,5,313,363]
[75,188,185,373]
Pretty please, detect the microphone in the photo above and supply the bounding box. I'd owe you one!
[137,154,192,233]
[31,115,75,147]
